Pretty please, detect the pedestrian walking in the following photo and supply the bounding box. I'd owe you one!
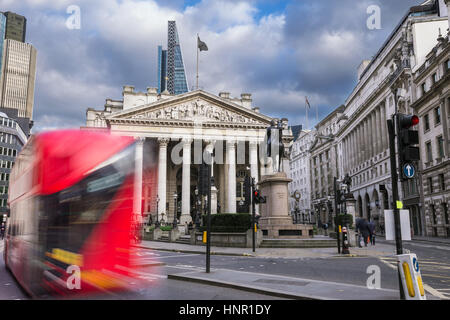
[323,223,329,236]
[368,220,376,245]
[356,218,370,247]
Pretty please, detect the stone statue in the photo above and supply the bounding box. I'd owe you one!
[266,118,285,173]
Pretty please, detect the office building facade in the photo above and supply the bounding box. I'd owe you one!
[0,39,37,119]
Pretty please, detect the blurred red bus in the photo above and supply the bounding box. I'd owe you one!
[3,130,145,298]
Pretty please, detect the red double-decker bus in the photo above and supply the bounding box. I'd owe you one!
[3,130,145,298]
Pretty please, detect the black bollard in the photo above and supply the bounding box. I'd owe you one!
[342,227,350,255]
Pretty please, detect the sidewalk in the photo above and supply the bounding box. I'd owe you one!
[135,240,398,259]
[376,235,450,246]
[168,268,400,300]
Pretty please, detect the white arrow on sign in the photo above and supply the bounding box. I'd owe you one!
[403,163,415,178]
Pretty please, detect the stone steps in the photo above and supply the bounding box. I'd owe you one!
[176,235,191,244]
[260,238,337,248]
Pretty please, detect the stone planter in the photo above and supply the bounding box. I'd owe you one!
[192,230,263,248]
[143,228,162,241]
[168,228,181,242]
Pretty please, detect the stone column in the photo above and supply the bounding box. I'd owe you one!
[249,141,259,215]
[226,141,237,213]
[157,138,169,218]
[369,113,374,159]
[133,137,144,222]
[181,138,192,225]
[375,106,381,155]
[381,103,387,153]
[350,131,354,170]
[364,118,368,161]
[441,98,449,157]
[357,125,362,164]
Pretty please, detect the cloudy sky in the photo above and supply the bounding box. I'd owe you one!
[0,0,426,132]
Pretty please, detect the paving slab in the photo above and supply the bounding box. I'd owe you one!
[168,269,400,300]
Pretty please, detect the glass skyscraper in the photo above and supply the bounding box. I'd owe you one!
[157,45,167,94]
[157,21,188,95]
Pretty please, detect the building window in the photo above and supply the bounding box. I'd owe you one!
[439,174,445,191]
[444,203,449,225]
[428,177,434,194]
[432,73,437,84]
[437,136,444,158]
[421,83,426,95]
[446,59,450,72]
[431,205,437,225]
[434,106,441,125]
[424,114,430,132]
[426,141,432,163]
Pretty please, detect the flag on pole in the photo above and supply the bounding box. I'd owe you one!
[305,96,311,109]
[198,36,208,51]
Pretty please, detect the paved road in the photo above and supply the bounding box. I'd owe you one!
[0,241,285,300]
[0,241,28,300]
[134,240,450,300]
[379,240,450,299]
[1,239,448,300]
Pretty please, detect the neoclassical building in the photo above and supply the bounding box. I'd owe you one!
[84,87,293,226]
[335,1,448,235]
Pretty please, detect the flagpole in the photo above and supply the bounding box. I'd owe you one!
[305,97,309,131]
[196,34,199,90]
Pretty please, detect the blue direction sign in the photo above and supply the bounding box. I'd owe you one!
[403,163,416,179]
[413,257,419,272]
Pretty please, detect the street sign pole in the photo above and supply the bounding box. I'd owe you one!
[388,115,405,300]
[252,178,256,253]
[334,177,341,254]
[206,163,212,273]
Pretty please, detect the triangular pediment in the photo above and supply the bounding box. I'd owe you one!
[107,90,272,127]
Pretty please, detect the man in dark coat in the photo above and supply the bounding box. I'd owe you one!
[356,218,370,247]
[368,220,376,245]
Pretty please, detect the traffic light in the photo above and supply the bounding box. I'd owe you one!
[243,175,251,205]
[198,163,210,196]
[253,189,267,204]
[336,189,342,205]
[397,114,420,180]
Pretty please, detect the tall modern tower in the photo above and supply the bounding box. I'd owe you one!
[157,21,189,95]
[3,12,26,43]
[0,39,37,119]
[157,45,167,94]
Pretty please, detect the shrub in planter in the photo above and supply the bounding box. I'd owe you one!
[160,226,173,231]
[334,214,353,229]
[200,213,251,233]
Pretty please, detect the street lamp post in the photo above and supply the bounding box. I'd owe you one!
[173,192,178,228]
[155,195,160,227]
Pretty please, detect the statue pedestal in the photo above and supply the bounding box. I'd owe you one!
[258,172,313,238]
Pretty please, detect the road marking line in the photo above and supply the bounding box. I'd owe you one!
[378,258,397,270]
[157,254,200,259]
[423,284,449,300]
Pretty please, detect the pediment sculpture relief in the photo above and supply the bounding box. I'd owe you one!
[130,100,262,124]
